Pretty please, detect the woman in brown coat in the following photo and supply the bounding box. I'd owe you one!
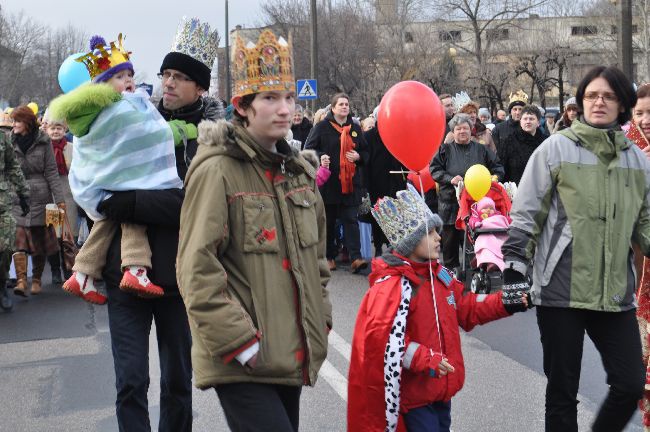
[10,106,65,296]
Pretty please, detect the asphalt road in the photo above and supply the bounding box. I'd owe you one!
[0,261,643,431]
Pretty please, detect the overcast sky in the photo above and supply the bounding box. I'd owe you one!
[2,0,265,83]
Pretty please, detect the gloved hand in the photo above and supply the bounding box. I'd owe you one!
[18,195,30,217]
[97,191,136,222]
[168,119,198,147]
[407,344,455,378]
[501,265,532,314]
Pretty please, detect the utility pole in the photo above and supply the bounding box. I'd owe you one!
[225,0,231,102]
[310,0,318,112]
[617,0,634,81]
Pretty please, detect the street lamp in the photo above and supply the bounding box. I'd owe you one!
[225,0,231,102]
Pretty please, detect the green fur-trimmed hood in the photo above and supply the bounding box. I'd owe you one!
[48,83,122,137]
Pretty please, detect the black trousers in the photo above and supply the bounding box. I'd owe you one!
[107,285,193,432]
[536,306,644,432]
[216,382,302,432]
[325,203,361,261]
[440,225,463,270]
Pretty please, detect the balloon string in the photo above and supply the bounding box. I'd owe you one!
[417,174,444,355]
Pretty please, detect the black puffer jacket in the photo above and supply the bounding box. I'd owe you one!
[498,126,547,184]
[364,125,406,203]
[102,97,223,294]
[304,111,368,206]
[492,118,519,152]
[291,117,313,149]
[430,141,504,225]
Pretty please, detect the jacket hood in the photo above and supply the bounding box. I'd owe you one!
[187,119,316,185]
[48,83,122,137]
[369,252,440,286]
[560,119,630,163]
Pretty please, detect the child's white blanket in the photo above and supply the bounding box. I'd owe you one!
[69,89,183,221]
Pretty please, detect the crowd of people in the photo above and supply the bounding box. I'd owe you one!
[1,14,650,432]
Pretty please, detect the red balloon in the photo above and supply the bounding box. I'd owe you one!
[408,166,436,193]
[377,81,445,171]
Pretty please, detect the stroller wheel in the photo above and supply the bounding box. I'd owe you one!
[470,271,490,294]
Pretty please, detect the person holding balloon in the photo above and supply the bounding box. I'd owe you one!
[430,113,504,272]
[502,66,648,432]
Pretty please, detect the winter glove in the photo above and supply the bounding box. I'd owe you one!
[501,265,532,314]
[168,120,198,147]
[97,191,136,222]
[18,195,30,217]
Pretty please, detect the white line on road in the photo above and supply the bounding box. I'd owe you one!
[318,359,348,401]
[328,330,352,361]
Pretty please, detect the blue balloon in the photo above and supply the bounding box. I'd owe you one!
[58,52,91,93]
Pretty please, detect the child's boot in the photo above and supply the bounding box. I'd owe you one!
[119,266,164,298]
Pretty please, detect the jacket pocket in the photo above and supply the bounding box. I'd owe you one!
[287,188,319,247]
[242,195,280,253]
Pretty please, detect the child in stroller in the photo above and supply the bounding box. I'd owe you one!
[455,182,514,293]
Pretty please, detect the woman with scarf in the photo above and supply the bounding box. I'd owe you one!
[44,117,76,285]
[304,92,369,273]
[10,106,65,296]
[502,66,648,432]
[627,83,650,432]
[444,98,496,154]
[497,105,546,184]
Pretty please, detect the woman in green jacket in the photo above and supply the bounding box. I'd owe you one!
[503,66,648,432]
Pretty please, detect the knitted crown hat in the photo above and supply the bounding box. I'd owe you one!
[372,183,443,256]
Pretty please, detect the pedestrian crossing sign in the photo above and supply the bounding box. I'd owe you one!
[296,79,318,100]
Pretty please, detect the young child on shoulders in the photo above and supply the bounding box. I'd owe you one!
[348,184,529,432]
[49,34,183,304]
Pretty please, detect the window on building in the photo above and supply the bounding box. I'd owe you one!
[404,32,414,43]
[439,30,461,42]
[611,24,638,34]
[486,28,509,41]
[571,26,598,36]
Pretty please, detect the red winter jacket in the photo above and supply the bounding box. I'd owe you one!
[347,253,511,432]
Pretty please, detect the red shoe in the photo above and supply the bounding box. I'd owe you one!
[120,269,164,298]
[62,273,82,298]
[81,290,108,305]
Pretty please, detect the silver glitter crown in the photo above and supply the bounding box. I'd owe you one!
[171,17,220,68]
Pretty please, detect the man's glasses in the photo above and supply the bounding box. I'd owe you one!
[583,92,619,104]
[157,71,193,83]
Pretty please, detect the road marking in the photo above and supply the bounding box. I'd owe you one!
[318,359,348,401]
[328,330,352,361]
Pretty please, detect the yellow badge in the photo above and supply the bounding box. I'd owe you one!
[351,131,358,137]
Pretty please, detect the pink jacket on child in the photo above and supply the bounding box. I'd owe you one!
[316,166,331,187]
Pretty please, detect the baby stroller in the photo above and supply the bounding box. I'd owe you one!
[455,181,515,294]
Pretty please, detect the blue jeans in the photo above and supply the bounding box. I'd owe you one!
[403,401,452,432]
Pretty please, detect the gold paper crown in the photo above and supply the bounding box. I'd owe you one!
[371,184,437,250]
[231,28,295,98]
[509,90,529,106]
[76,34,131,81]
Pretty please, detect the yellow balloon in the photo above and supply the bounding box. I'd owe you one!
[464,164,492,201]
[27,102,38,114]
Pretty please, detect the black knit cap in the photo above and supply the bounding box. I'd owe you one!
[507,100,526,113]
[160,52,211,91]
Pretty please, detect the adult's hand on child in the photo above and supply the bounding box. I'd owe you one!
[450,175,463,186]
[97,191,136,222]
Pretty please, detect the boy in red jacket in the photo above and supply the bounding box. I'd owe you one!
[347,184,529,432]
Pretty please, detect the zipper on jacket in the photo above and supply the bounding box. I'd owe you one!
[280,160,286,174]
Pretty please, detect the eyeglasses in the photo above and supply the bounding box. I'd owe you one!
[157,71,193,83]
[583,92,619,104]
